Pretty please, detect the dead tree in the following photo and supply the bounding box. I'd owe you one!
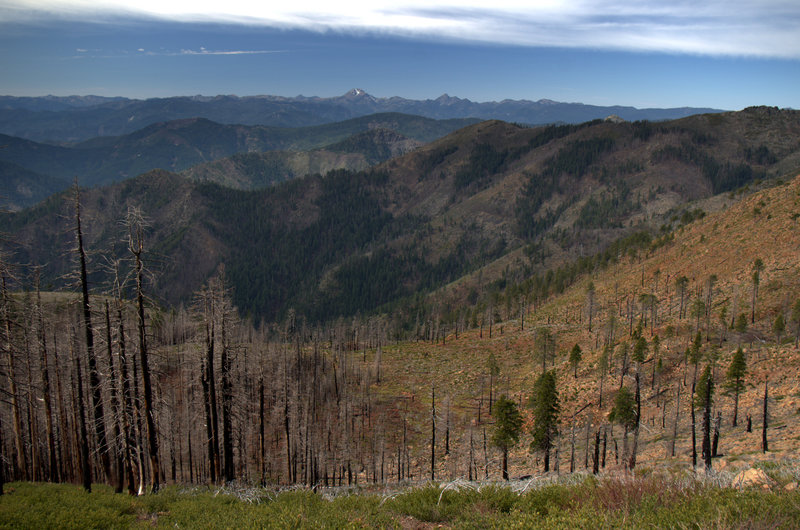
[114,270,137,496]
[35,271,58,482]
[127,207,160,493]
[74,183,112,484]
[430,385,436,481]
[1,268,26,480]
[71,329,92,492]
[104,300,124,492]
[762,378,769,453]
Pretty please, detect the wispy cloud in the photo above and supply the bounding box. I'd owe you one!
[176,47,283,56]
[5,0,800,58]
[71,47,284,59]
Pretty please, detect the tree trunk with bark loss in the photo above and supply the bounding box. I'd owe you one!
[2,271,27,482]
[74,184,111,485]
[762,378,769,453]
[35,272,58,483]
[71,330,92,492]
[213,272,236,483]
[127,207,160,493]
[104,301,124,492]
[114,270,138,496]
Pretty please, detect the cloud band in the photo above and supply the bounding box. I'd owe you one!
[3,0,800,59]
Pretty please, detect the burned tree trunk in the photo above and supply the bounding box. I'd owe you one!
[35,272,58,483]
[104,301,124,492]
[762,379,769,453]
[116,295,137,496]
[127,208,160,493]
[72,331,92,492]
[74,184,111,484]
[2,273,27,481]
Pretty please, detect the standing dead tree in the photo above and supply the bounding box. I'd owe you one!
[127,207,160,493]
[73,183,112,486]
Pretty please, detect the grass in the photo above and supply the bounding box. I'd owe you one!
[2,473,799,529]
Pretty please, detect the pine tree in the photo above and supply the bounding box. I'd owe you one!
[632,335,647,365]
[792,299,800,347]
[751,258,764,323]
[608,385,637,469]
[529,371,559,472]
[569,343,582,378]
[723,347,747,426]
[773,313,785,343]
[491,395,522,480]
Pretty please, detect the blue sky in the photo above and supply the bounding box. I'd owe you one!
[1,1,798,110]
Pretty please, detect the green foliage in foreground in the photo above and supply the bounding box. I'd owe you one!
[1,476,799,529]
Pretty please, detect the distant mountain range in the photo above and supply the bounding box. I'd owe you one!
[0,90,725,144]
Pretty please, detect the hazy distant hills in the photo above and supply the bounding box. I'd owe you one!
[0,95,128,112]
[0,160,66,212]
[0,90,724,144]
[183,128,422,190]
[4,107,798,322]
[0,113,475,208]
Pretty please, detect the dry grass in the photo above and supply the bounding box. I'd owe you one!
[374,174,800,481]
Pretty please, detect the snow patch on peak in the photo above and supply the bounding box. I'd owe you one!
[345,88,369,97]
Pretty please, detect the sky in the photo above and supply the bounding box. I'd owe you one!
[0,1,798,110]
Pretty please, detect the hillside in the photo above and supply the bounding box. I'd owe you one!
[373,170,800,479]
[0,160,65,212]
[0,113,475,206]
[3,169,799,495]
[181,128,421,190]
[3,107,800,323]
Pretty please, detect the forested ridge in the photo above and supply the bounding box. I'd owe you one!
[0,112,476,210]
[6,107,799,326]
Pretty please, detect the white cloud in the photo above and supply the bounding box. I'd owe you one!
[69,47,283,59]
[4,0,800,58]
[177,48,282,55]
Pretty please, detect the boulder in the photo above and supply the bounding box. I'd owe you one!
[731,468,777,490]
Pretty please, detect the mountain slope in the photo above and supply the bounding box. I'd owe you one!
[0,113,476,199]
[3,108,799,324]
[375,170,800,478]
[0,160,67,211]
[181,128,421,189]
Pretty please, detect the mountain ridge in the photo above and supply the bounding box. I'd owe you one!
[0,112,476,209]
[0,90,726,144]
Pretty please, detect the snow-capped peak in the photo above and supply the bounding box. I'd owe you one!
[345,88,369,98]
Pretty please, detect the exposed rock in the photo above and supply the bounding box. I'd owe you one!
[784,482,798,491]
[731,468,777,490]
